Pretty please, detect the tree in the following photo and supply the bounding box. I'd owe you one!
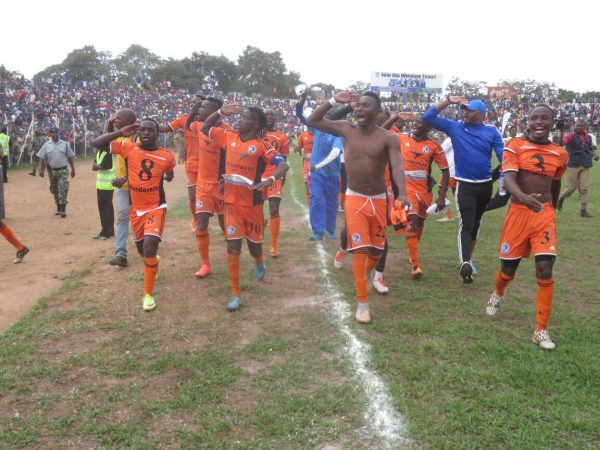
[61,46,110,83]
[151,59,195,89]
[182,52,237,94]
[235,46,297,97]
[347,80,369,92]
[113,44,163,82]
[446,77,487,98]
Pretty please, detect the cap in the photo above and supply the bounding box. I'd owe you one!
[460,99,487,115]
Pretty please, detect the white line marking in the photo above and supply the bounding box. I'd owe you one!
[289,169,411,449]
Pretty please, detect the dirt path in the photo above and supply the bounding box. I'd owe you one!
[0,159,189,331]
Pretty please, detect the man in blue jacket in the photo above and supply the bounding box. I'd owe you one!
[423,96,504,283]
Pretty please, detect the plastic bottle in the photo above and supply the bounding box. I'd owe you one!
[498,172,507,196]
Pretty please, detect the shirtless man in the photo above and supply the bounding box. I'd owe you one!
[308,91,407,323]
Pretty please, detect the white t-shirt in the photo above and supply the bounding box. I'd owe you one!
[441,137,455,178]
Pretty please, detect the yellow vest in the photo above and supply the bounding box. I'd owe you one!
[96,150,115,190]
[0,134,9,157]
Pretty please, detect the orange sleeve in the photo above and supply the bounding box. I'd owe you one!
[208,126,227,148]
[167,152,176,172]
[110,139,128,156]
[169,115,185,131]
[298,134,305,148]
[432,143,449,170]
[502,140,520,173]
[553,152,569,180]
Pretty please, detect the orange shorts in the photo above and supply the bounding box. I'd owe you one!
[185,169,198,187]
[302,159,310,183]
[440,177,457,189]
[499,202,558,259]
[225,204,265,243]
[407,190,433,219]
[195,181,224,215]
[130,208,166,242]
[345,191,387,251]
[262,178,283,199]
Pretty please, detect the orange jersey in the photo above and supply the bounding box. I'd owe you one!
[503,136,568,180]
[399,134,448,193]
[298,130,314,160]
[262,130,290,177]
[111,141,176,211]
[208,127,278,206]
[170,114,200,172]
[191,121,230,184]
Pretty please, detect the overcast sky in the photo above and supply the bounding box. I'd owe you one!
[3,0,598,93]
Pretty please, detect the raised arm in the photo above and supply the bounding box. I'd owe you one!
[185,102,203,131]
[93,123,139,149]
[200,104,243,136]
[422,95,466,134]
[381,112,417,130]
[306,91,360,136]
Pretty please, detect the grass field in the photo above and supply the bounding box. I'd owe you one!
[1,155,599,449]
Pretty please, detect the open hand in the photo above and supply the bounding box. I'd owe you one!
[334,91,361,104]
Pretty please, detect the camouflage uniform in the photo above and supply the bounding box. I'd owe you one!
[48,167,70,205]
[29,134,47,175]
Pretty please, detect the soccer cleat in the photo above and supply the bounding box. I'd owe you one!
[195,264,212,278]
[437,216,454,222]
[411,263,422,280]
[326,231,336,239]
[471,263,478,274]
[532,329,556,350]
[486,292,504,316]
[460,261,474,284]
[269,247,280,258]
[227,296,242,311]
[309,233,323,241]
[109,255,128,267]
[12,246,29,264]
[333,249,346,269]
[373,275,389,295]
[355,302,371,324]
[142,294,156,312]
[256,262,266,281]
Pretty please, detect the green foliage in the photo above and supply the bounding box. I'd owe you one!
[113,44,163,82]
[182,52,238,94]
[446,77,488,98]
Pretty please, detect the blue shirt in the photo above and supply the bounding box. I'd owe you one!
[422,106,504,182]
[295,104,341,178]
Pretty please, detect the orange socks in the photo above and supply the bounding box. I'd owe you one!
[270,215,280,250]
[405,231,420,264]
[195,230,210,265]
[352,252,369,302]
[227,253,241,296]
[143,256,159,296]
[494,270,514,296]
[0,224,24,251]
[535,278,554,330]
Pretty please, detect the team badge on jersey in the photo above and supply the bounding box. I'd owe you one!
[501,242,510,254]
[248,145,257,154]
[227,225,236,236]
[196,200,203,209]
[352,233,361,244]
[423,146,430,153]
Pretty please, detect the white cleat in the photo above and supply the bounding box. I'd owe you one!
[532,329,556,350]
[486,292,504,316]
[355,302,371,324]
[373,275,389,295]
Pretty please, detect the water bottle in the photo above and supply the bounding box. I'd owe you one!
[498,172,507,196]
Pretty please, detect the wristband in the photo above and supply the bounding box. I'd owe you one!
[329,97,338,107]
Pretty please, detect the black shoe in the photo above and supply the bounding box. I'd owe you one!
[109,255,128,267]
[460,262,474,284]
[581,210,592,218]
[59,204,67,218]
[557,197,564,211]
[29,172,36,176]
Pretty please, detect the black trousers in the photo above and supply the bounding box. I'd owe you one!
[97,189,115,237]
[1,155,8,182]
[456,180,493,264]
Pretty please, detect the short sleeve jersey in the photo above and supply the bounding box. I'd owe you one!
[111,140,176,211]
[263,130,290,177]
[208,127,278,206]
[298,131,314,160]
[399,134,448,193]
[169,114,200,172]
[503,136,568,180]
[191,122,230,184]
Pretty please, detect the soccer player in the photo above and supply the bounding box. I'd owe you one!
[263,109,291,257]
[396,115,449,278]
[486,105,568,350]
[296,127,314,205]
[308,91,407,323]
[201,104,289,312]
[93,119,176,312]
[185,98,228,278]
[159,94,205,230]
[0,219,29,263]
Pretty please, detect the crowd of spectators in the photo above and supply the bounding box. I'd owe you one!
[2,71,600,165]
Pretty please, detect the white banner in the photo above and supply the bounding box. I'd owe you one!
[371,71,443,94]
